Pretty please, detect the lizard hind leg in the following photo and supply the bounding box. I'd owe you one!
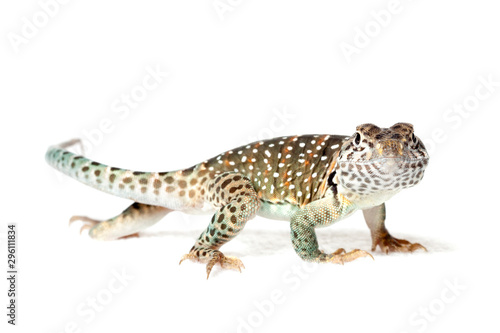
[69,202,172,240]
[179,172,260,279]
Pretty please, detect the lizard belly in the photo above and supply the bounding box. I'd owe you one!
[257,200,300,221]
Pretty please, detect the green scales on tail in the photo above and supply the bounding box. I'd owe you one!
[46,123,429,278]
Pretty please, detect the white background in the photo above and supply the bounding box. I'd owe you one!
[1,1,499,332]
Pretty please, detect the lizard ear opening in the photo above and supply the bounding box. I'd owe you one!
[327,171,338,196]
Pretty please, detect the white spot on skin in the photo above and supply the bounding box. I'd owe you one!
[265,150,271,157]
[262,185,267,190]
[209,167,214,171]
[316,146,321,150]
[287,146,293,150]
[312,172,317,178]
[242,156,247,162]
[307,150,312,153]
[269,143,275,147]
[286,154,291,159]
[238,150,242,155]
[249,165,254,170]
[229,161,235,166]
[299,142,305,147]
[264,178,268,183]
[296,172,302,176]
[311,140,316,144]
[278,163,285,168]
[297,191,302,197]
[289,185,295,189]
[253,149,258,153]
[331,144,339,149]
[279,141,285,144]
[321,156,327,161]
[273,172,279,177]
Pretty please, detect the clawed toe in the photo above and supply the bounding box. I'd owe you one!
[322,248,373,264]
[69,216,100,234]
[179,251,245,279]
[373,234,427,254]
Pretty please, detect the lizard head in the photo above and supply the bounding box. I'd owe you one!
[331,123,429,206]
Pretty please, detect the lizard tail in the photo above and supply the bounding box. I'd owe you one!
[45,139,197,210]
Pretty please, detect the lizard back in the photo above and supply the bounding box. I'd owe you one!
[198,134,347,207]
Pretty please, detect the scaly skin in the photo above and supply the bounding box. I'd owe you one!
[46,123,429,278]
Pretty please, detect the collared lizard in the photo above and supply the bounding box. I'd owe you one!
[46,123,429,278]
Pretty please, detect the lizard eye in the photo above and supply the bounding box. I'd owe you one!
[353,133,361,146]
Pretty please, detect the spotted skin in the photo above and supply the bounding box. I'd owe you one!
[46,123,429,277]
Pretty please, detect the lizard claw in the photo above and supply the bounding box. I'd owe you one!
[69,216,100,234]
[372,233,427,254]
[179,250,245,279]
[322,248,373,264]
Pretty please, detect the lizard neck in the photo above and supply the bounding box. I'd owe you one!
[336,183,399,210]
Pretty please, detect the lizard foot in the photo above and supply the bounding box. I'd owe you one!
[372,233,427,253]
[179,250,245,279]
[69,216,139,239]
[69,215,100,235]
[320,248,373,264]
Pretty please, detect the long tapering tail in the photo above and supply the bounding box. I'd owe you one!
[46,139,192,210]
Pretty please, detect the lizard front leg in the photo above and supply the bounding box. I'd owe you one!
[362,203,426,253]
[290,196,372,263]
[179,172,260,279]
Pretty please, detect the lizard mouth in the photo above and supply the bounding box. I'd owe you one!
[343,156,429,178]
[353,156,428,164]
